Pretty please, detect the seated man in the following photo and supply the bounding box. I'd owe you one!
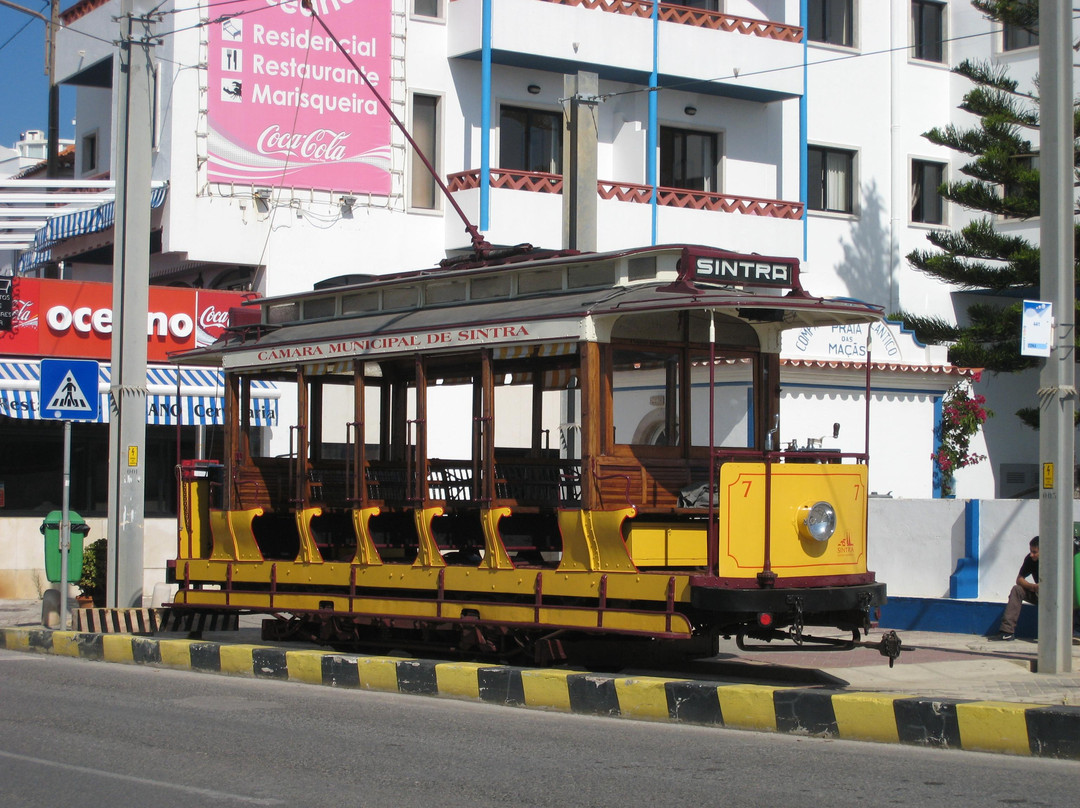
[993,536,1039,641]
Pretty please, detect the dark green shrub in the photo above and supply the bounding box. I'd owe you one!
[78,539,107,606]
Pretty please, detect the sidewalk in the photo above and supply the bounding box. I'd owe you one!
[3,598,1079,759]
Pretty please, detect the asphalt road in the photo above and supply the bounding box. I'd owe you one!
[0,649,1075,808]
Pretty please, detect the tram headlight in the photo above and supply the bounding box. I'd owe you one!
[798,501,836,543]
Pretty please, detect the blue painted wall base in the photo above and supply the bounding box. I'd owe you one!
[878,596,1037,638]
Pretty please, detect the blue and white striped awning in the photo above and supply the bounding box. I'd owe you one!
[0,360,278,426]
[17,185,169,274]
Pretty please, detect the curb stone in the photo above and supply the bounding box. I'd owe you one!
[3,626,1078,760]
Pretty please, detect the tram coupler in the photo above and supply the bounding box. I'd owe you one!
[875,629,903,667]
[736,627,904,666]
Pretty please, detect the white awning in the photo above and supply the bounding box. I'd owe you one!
[0,360,278,426]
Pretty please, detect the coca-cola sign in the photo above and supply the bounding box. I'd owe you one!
[256,126,350,163]
[2,278,255,361]
[206,1,391,193]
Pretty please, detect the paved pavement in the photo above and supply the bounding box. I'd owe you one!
[3,598,1079,759]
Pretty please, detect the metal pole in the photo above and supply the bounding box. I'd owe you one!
[59,419,71,627]
[106,0,153,608]
[1036,0,1074,675]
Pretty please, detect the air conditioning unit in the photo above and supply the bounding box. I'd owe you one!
[998,463,1038,499]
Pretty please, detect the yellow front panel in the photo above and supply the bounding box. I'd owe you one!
[625,523,707,567]
[719,462,868,579]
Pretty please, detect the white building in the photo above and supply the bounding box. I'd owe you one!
[5,0,1067,504]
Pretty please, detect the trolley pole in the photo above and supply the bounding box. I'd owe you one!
[106,0,155,608]
[1036,0,1074,675]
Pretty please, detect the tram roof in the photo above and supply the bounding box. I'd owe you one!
[172,245,884,371]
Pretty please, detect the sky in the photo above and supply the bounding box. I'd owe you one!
[0,2,79,151]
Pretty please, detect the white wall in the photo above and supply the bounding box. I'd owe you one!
[0,517,176,605]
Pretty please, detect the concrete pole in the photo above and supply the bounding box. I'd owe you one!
[562,71,598,252]
[106,0,153,608]
[1036,0,1074,674]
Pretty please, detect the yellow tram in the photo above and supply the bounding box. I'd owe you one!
[169,244,894,663]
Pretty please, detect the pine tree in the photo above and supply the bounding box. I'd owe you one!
[894,0,1079,382]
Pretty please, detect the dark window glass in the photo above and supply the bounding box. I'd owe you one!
[911,159,945,224]
[411,95,439,210]
[660,127,719,192]
[912,1,944,62]
[499,106,562,174]
[808,145,855,213]
[670,0,720,10]
[808,0,854,47]
[413,0,440,18]
[1003,23,1037,51]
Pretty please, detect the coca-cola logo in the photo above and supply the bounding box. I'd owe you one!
[256,125,350,163]
[12,299,36,329]
[197,305,231,347]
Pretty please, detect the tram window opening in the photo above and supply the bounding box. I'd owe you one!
[518,268,563,294]
[303,297,336,320]
[627,256,657,281]
[470,275,512,300]
[383,286,419,310]
[612,348,681,447]
[312,380,353,458]
[426,379,474,459]
[425,281,467,305]
[690,352,754,448]
[341,292,379,315]
[567,264,615,289]
[249,377,294,459]
[267,302,299,324]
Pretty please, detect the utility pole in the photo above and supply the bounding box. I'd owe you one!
[562,71,598,252]
[107,0,154,608]
[0,0,60,176]
[1036,0,1074,675]
[46,0,60,177]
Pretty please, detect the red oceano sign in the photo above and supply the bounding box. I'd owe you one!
[0,277,254,362]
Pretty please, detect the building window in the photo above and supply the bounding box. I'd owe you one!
[911,1,944,63]
[413,0,442,18]
[1002,23,1037,51]
[81,131,98,175]
[410,94,440,210]
[670,0,720,10]
[660,127,720,193]
[911,159,945,224]
[808,145,855,214]
[499,105,562,174]
[808,0,854,47]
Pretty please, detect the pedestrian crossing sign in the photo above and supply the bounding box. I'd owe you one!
[39,359,100,421]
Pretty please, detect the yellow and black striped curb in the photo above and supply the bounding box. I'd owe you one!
[4,626,1079,760]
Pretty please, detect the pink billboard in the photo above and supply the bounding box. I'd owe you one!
[207,0,392,194]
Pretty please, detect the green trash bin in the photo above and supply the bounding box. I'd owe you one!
[41,510,90,584]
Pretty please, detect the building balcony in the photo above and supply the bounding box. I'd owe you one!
[448,0,804,102]
[446,168,804,255]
